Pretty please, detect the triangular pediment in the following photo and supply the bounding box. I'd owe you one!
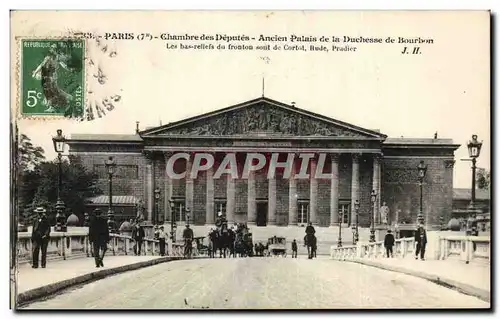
[141,97,386,139]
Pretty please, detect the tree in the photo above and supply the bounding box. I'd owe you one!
[27,155,103,224]
[18,134,45,171]
[476,168,490,190]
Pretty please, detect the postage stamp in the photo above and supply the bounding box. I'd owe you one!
[20,39,85,118]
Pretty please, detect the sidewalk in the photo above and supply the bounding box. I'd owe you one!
[351,257,490,302]
[15,255,174,305]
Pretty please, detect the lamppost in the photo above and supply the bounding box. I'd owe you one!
[337,210,343,247]
[168,199,177,243]
[105,156,117,233]
[417,160,428,225]
[154,187,161,225]
[52,129,67,232]
[466,134,482,236]
[186,208,191,225]
[370,190,377,242]
[352,200,360,244]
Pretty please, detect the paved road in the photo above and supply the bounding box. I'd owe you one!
[24,257,489,309]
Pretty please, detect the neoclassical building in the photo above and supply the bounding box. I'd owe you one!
[67,97,460,229]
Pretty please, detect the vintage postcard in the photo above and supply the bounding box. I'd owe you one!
[10,10,491,310]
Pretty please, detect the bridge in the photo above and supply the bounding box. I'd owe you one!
[13,228,490,309]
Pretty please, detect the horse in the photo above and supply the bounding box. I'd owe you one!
[305,234,317,259]
[212,229,232,258]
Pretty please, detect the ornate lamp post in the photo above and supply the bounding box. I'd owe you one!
[466,134,482,236]
[352,200,360,244]
[52,129,67,231]
[105,156,117,233]
[370,190,377,242]
[154,187,161,225]
[417,160,428,225]
[337,210,343,247]
[169,199,176,243]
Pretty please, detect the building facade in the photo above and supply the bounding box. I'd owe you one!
[68,97,460,228]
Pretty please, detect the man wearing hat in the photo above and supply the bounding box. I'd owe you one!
[415,224,428,261]
[88,209,110,267]
[31,207,51,268]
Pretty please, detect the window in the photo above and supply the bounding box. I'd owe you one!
[171,199,186,223]
[339,203,351,225]
[214,199,227,221]
[298,201,310,224]
[93,164,139,179]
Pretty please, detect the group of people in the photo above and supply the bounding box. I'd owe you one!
[383,224,428,260]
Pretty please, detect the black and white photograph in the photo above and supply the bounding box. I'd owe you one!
[9,10,491,310]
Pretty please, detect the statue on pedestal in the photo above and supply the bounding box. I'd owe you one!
[380,202,390,225]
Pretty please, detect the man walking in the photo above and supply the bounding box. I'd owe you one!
[384,229,395,258]
[132,222,145,255]
[291,239,298,258]
[88,209,109,268]
[158,225,166,256]
[415,224,427,260]
[31,207,51,268]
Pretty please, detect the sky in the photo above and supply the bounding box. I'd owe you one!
[12,11,490,189]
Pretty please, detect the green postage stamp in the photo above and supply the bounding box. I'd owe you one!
[20,39,85,118]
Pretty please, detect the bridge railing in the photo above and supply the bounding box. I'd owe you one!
[16,231,185,264]
[330,237,415,261]
[436,235,490,264]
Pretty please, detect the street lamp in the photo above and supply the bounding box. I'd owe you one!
[352,200,360,244]
[417,160,428,225]
[154,187,161,225]
[370,190,377,242]
[466,134,482,236]
[186,208,191,225]
[337,210,343,247]
[105,156,117,233]
[169,199,176,243]
[52,129,66,232]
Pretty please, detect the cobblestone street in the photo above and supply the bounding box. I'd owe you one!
[24,257,489,309]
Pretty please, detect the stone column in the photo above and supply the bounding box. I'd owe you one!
[372,154,381,224]
[185,154,194,221]
[164,152,173,222]
[206,162,215,225]
[247,170,257,225]
[350,153,361,225]
[330,154,340,226]
[288,158,298,225]
[226,171,236,224]
[145,153,154,222]
[310,156,318,225]
[268,175,277,225]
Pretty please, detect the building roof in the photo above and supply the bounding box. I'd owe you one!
[384,138,455,145]
[453,188,490,201]
[70,134,142,142]
[86,195,140,206]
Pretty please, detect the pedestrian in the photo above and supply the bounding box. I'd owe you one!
[384,229,395,258]
[88,209,109,268]
[291,239,298,258]
[415,224,427,260]
[132,222,145,255]
[158,226,166,256]
[31,207,51,269]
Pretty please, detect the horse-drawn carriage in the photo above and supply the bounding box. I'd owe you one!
[194,236,209,256]
[267,236,287,257]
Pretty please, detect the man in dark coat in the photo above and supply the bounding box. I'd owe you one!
[31,207,51,268]
[132,222,145,255]
[291,239,298,258]
[384,229,395,258]
[88,209,109,267]
[415,224,427,260]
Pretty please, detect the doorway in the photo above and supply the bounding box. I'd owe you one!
[256,202,268,226]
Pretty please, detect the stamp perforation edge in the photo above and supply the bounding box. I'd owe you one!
[15,35,89,122]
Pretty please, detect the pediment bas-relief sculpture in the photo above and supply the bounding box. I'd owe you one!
[155,103,370,137]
